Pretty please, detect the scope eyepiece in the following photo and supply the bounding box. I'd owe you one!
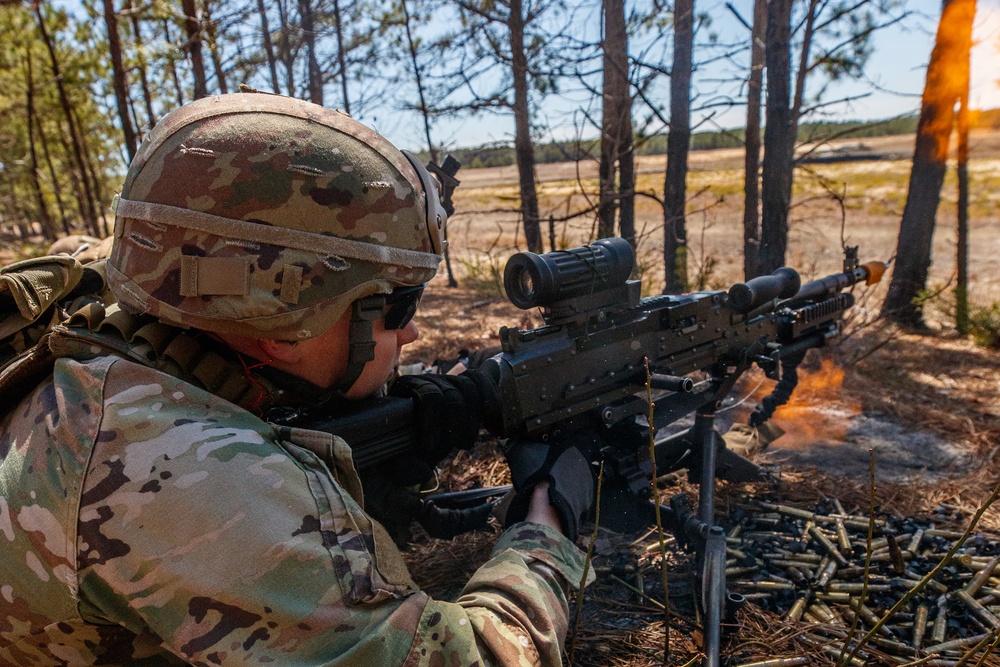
[503,237,635,310]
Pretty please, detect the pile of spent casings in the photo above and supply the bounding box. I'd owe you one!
[726,498,1000,666]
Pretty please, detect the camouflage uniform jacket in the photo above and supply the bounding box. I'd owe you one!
[0,353,590,666]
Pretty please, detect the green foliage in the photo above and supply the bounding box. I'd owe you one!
[0,3,122,236]
[637,129,746,155]
[928,288,1000,350]
[425,139,596,169]
[797,116,919,142]
[968,302,1000,349]
[692,254,718,292]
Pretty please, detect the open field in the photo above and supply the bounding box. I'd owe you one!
[439,128,1000,310]
[409,128,1000,363]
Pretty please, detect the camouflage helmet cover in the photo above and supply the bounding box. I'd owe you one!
[107,93,444,340]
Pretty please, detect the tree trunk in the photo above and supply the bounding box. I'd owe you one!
[759,0,793,276]
[24,47,55,241]
[35,114,71,235]
[402,0,435,162]
[181,0,208,99]
[881,0,975,327]
[72,105,110,237]
[53,127,92,234]
[956,89,969,335]
[202,0,228,93]
[127,0,157,130]
[127,90,142,142]
[956,4,972,336]
[509,0,542,253]
[34,0,99,235]
[400,0,457,287]
[663,0,693,293]
[610,0,634,246]
[275,0,296,95]
[103,0,138,161]
[618,134,635,246]
[256,0,281,93]
[163,18,186,104]
[299,0,323,104]
[332,0,350,114]
[742,0,766,280]
[1,168,32,239]
[790,0,818,130]
[598,0,630,241]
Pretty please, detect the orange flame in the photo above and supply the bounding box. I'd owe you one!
[769,359,861,449]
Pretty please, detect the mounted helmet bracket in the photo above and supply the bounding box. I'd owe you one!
[402,151,451,255]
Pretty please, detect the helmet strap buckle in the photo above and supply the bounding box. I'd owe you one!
[339,295,384,392]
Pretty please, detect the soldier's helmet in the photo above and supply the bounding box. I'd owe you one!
[107,93,445,340]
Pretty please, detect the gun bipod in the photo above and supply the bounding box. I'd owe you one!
[669,408,747,667]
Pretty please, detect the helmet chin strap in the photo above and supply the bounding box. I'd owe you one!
[338,295,385,393]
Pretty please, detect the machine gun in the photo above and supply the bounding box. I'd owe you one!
[291,238,885,666]
[486,238,884,665]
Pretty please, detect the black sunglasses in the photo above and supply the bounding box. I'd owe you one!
[382,284,425,330]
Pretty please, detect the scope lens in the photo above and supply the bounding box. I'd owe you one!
[517,270,535,299]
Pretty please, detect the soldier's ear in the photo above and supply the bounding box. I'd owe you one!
[258,338,302,364]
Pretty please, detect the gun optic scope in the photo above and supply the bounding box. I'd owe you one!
[504,237,635,310]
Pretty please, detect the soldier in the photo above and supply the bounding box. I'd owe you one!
[0,93,594,665]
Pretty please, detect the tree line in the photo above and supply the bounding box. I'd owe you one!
[0,0,982,328]
[429,116,922,169]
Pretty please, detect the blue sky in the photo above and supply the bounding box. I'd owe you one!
[53,0,1000,152]
[375,0,1000,151]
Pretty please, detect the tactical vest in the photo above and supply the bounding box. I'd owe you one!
[0,254,262,414]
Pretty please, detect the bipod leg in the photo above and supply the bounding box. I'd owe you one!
[702,527,726,667]
[693,410,725,667]
[694,411,719,526]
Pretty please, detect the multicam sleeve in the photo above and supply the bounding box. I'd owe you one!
[73,357,592,667]
[402,522,591,667]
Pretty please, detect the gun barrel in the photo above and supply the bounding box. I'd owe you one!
[649,374,694,393]
[790,261,887,304]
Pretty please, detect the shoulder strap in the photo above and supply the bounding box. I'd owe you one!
[0,255,104,409]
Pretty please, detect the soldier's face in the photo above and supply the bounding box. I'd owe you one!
[286,308,419,397]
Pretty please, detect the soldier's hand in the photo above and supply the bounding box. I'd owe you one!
[388,373,485,466]
[361,469,493,546]
[500,441,595,541]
